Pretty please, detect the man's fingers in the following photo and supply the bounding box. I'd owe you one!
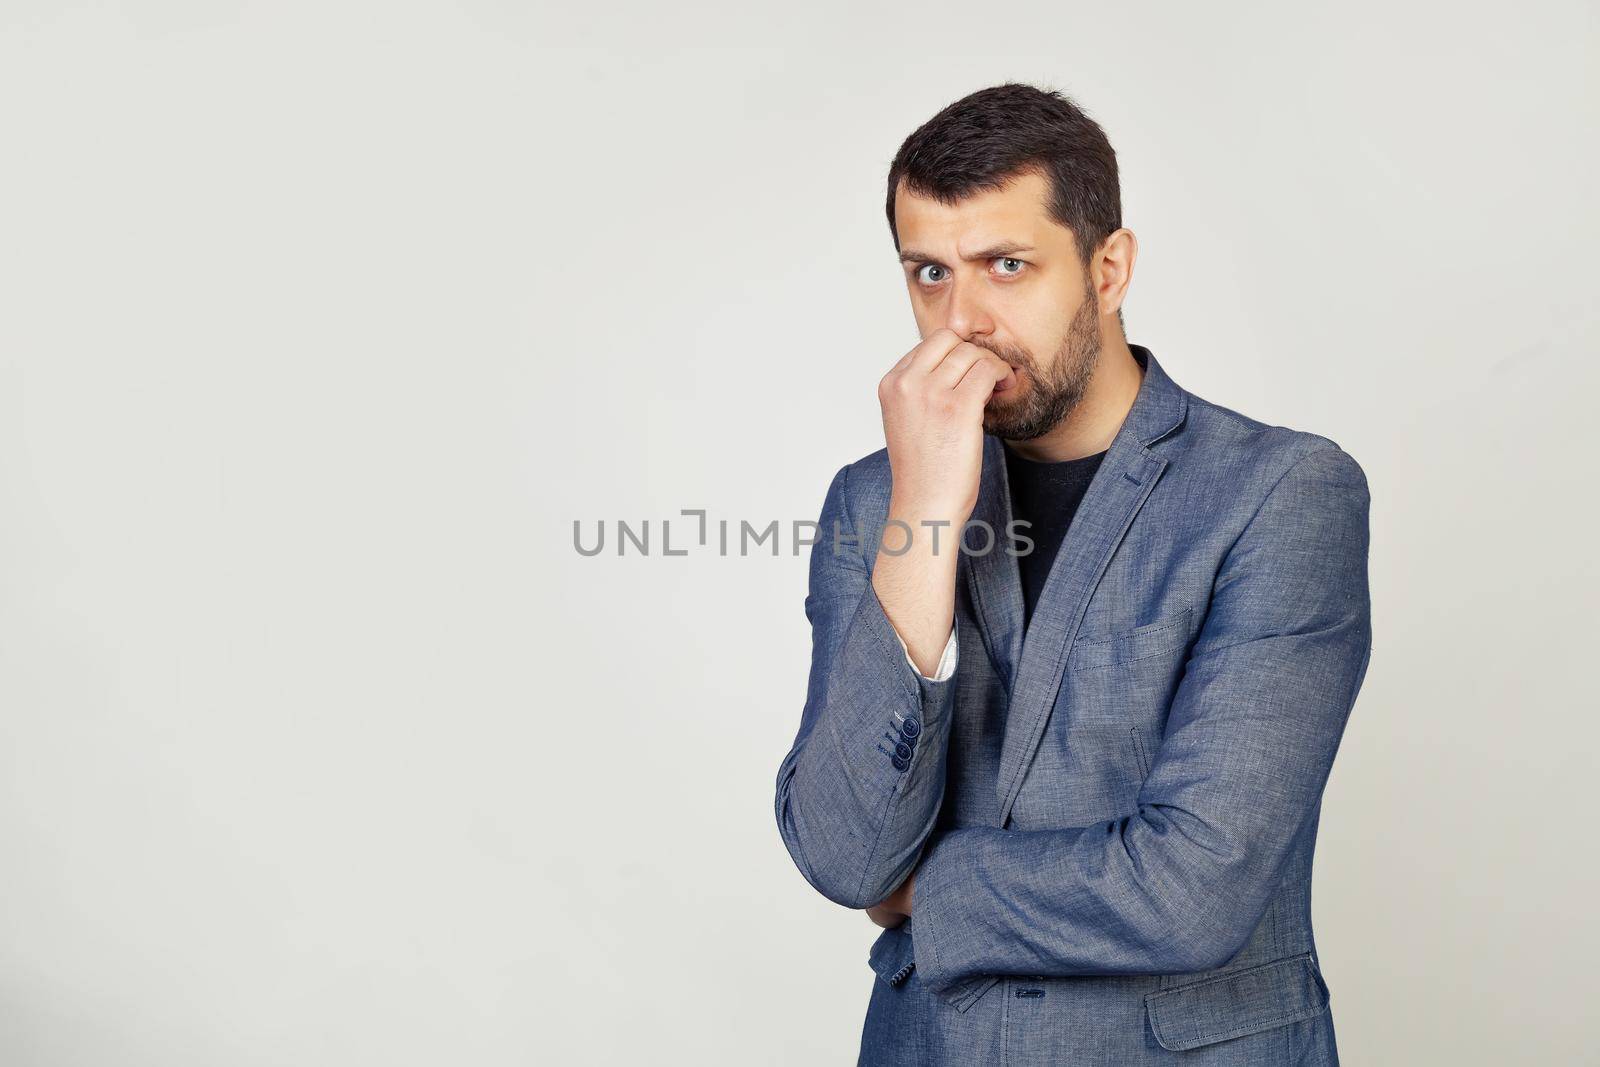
[954,353,1015,406]
[882,329,961,396]
[928,342,989,390]
[904,328,967,375]
[888,346,918,375]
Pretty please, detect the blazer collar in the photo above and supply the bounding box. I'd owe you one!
[1120,343,1187,447]
[961,344,1189,825]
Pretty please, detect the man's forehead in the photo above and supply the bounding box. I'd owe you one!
[894,169,1069,254]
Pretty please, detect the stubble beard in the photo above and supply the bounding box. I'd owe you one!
[979,286,1103,442]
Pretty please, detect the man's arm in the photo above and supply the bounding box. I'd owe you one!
[773,328,1012,909]
[906,446,1374,990]
[772,462,963,908]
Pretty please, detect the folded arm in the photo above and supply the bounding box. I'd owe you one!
[909,446,1374,990]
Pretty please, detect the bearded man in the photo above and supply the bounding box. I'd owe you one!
[774,82,1372,1066]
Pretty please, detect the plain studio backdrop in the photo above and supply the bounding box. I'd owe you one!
[1,2,1595,1064]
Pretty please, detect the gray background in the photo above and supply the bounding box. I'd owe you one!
[2,1,1595,1063]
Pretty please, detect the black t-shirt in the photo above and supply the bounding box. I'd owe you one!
[1003,442,1109,629]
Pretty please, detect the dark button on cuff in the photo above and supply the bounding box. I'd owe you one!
[891,755,909,772]
[899,717,922,740]
[893,741,913,762]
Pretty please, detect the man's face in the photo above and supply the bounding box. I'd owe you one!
[894,169,1102,441]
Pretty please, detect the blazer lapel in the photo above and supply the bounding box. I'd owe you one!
[990,346,1188,827]
[962,434,1026,697]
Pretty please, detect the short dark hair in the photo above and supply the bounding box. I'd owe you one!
[885,83,1121,267]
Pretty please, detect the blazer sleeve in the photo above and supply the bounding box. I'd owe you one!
[909,446,1374,991]
[773,463,961,909]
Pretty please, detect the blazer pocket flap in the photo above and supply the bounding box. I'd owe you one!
[1070,606,1193,671]
[1144,952,1329,1052]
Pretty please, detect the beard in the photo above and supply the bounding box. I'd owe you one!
[977,282,1103,441]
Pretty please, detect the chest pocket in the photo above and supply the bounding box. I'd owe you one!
[1068,606,1194,672]
[1061,606,1196,776]
[1014,608,1197,827]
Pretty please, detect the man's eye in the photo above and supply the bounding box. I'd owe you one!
[995,257,1025,276]
[915,264,949,285]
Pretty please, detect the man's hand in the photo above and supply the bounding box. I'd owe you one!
[876,328,1016,524]
[872,329,1015,674]
[866,868,917,929]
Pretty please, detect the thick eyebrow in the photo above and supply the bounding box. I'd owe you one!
[898,243,1035,265]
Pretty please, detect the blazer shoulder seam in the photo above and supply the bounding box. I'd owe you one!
[1221,444,1347,563]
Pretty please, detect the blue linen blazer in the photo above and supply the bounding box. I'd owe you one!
[774,345,1372,1064]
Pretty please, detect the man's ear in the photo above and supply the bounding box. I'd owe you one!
[1092,228,1138,317]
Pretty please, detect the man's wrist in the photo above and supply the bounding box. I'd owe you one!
[894,624,958,683]
[884,496,971,553]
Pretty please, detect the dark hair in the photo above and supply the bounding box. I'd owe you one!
[885,83,1121,267]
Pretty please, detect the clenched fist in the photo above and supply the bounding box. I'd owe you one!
[878,327,1017,525]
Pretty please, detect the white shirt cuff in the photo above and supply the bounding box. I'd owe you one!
[895,626,958,683]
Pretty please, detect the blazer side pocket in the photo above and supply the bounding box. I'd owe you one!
[1144,951,1330,1052]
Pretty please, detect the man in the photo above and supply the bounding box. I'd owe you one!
[773,83,1372,1065]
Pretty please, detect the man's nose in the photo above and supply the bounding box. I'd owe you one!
[942,276,994,340]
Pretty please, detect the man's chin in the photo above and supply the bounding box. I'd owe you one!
[984,399,1069,441]
[982,391,1028,436]
[982,412,1036,439]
